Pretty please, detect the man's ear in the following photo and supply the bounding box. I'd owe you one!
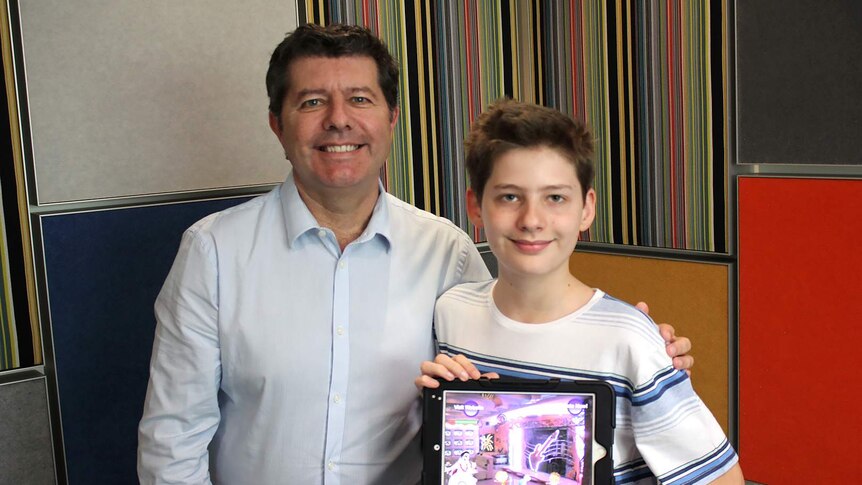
[579,188,597,232]
[466,188,484,228]
[389,106,400,131]
[268,112,282,138]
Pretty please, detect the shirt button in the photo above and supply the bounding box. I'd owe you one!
[327,460,335,471]
[317,229,326,238]
[333,393,341,404]
[336,326,345,336]
[338,260,346,269]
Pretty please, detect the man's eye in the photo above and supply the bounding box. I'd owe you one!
[301,99,321,108]
[352,96,369,104]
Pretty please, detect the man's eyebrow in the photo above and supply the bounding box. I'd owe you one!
[292,86,378,100]
[293,88,327,100]
[345,86,378,96]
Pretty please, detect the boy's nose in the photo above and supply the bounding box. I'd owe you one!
[517,201,544,232]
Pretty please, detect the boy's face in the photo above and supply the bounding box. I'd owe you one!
[467,146,596,281]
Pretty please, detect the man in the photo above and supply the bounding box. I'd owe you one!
[138,24,692,484]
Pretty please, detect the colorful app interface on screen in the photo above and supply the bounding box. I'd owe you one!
[440,391,596,485]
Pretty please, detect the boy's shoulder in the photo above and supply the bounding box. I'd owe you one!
[589,291,649,320]
[438,279,495,305]
[584,291,667,348]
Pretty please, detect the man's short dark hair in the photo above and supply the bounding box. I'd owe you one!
[465,99,595,203]
[266,23,399,120]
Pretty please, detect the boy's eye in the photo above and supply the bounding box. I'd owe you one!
[548,194,566,203]
[501,194,519,202]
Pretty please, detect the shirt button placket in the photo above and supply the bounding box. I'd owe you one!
[325,253,349,485]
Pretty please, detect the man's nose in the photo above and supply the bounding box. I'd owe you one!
[324,100,351,130]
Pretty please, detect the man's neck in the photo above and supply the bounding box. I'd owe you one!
[492,269,594,324]
[295,181,380,251]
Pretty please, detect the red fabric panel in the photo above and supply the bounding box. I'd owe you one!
[739,177,862,484]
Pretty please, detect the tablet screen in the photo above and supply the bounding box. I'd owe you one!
[438,390,599,485]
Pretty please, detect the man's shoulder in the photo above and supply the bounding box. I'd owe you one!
[186,188,279,239]
[384,193,470,239]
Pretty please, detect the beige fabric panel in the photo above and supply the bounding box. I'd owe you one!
[569,251,730,433]
[19,1,297,203]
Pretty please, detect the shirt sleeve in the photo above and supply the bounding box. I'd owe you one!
[137,225,221,485]
[457,237,492,284]
[630,346,739,484]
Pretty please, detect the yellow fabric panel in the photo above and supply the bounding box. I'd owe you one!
[569,251,729,433]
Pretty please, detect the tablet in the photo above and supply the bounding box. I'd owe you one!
[423,378,615,485]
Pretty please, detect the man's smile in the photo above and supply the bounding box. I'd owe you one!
[318,144,362,153]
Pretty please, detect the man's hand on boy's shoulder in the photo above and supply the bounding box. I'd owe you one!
[635,302,695,374]
[414,354,500,390]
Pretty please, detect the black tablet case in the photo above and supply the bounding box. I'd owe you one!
[423,377,615,484]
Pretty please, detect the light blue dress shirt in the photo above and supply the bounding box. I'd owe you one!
[138,172,490,484]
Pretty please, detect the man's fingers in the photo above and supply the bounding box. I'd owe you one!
[657,322,675,343]
[672,355,695,372]
[635,301,650,315]
[671,336,691,356]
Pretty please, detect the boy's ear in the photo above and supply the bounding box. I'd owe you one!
[466,188,484,228]
[579,188,597,232]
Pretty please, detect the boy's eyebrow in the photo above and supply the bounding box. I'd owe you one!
[490,183,575,191]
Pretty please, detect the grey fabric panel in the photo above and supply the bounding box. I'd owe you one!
[0,378,55,485]
[18,1,298,203]
[736,0,862,165]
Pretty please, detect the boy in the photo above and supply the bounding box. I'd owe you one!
[416,100,743,484]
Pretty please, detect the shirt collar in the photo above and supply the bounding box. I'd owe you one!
[280,171,392,249]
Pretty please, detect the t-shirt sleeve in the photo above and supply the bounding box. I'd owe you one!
[629,346,739,484]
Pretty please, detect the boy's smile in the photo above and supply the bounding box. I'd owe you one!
[467,146,596,282]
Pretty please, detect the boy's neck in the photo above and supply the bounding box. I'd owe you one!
[492,269,595,324]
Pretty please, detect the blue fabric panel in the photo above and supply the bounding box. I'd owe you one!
[42,197,252,484]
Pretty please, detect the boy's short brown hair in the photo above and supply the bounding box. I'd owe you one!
[465,99,594,203]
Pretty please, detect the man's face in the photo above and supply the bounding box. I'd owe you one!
[467,146,596,281]
[269,55,399,201]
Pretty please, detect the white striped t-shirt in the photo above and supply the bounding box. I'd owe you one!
[433,279,738,485]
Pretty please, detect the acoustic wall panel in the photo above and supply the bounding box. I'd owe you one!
[0,376,54,485]
[41,196,251,484]
[739,177,862,484]
[307,0,729,252]
[17,1,297,203]
[736,0,862,165]
[569,251,730,434]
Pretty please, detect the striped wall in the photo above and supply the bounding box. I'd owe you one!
[0,213,16,370]
[304,0,728,252]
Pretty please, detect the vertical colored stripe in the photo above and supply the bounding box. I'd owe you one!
[304,0,726,252]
